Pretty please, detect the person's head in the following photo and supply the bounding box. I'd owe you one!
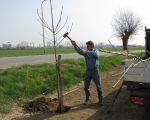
[86,40,94,50]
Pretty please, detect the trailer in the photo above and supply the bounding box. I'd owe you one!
[106,27,150,113]
[123,26,150,99]
[123,59,150,98]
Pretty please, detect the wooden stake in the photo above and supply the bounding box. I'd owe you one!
[57,55,64,112]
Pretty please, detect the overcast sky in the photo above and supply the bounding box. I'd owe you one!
[0,0,150,47]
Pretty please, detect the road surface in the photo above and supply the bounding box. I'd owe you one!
[0,50,144,69]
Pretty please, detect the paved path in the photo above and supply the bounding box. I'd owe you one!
[0,50,144,69]
[0,53,110,69]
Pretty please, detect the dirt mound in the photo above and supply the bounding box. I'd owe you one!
[23,97,60,113]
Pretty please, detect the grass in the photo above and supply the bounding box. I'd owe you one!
[104,47,144,51]
[0,48,75,57]
[0,47,144,57]
[0,55,126,114]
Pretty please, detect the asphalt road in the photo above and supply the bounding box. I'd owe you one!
[0,50,144,69]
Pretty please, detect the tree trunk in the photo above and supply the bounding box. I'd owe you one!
[57,55,64,112]
[122,37,128,50]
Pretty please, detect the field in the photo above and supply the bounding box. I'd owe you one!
[0,48,75,57]
[1,61,149,120]
[1,53,149,120]
[0,55,125,114]
[0,49,145,119]
[105,47,144,51]
[0,47,144,57]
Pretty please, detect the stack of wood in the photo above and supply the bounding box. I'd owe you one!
[23,96,59,113]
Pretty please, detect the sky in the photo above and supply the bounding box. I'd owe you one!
[0,0,150,47]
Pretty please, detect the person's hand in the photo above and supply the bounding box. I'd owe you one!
[71,40,76,46]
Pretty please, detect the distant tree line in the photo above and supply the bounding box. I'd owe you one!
[0,40,144,50]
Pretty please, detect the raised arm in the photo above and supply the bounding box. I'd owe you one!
[71,40,87,56]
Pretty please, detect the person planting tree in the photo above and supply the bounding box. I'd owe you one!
[70,39,103,106]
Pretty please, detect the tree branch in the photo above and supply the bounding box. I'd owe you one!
[55,6,63,32]
[37,8,53,32]
[55,16,68,35]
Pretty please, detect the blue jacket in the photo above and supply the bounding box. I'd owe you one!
[74,45,99,70]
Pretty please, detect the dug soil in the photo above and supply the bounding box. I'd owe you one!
[0,67,150,120]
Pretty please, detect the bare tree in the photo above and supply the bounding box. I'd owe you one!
[37,0,73,60]
[112,10,142,50]
[37,0,73,112]
[17,41,29,49]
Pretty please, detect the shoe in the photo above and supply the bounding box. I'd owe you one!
[83,99,92,105]
[98,97,104,106]
[99,102,104,106]
[97,100,104,106]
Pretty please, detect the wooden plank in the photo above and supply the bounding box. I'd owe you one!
[124,74,150,83]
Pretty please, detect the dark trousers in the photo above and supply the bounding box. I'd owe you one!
[84,69,103,101]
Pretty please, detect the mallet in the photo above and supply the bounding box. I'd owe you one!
[63,32,81,49]
[63,32,74,42]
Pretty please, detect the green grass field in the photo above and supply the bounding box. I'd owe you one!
[0,47,144,57]
[0,48,75,57]
[105,47,144,51]
[0,55,125,114]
